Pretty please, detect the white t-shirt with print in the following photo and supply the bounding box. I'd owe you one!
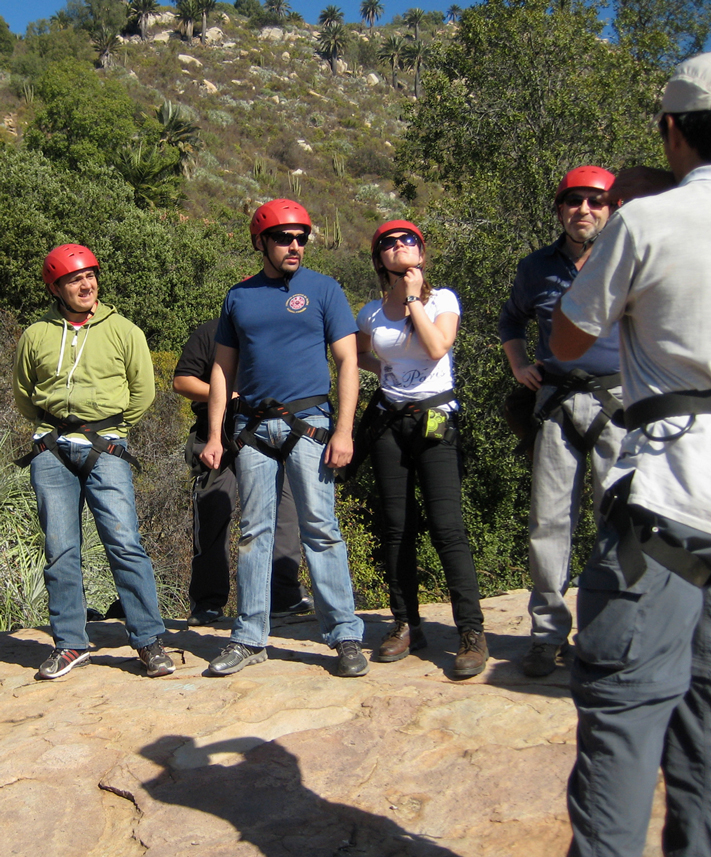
[357,288,460,410]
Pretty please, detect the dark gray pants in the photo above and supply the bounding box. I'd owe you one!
[189,438,306,612]
[567,517,709,857]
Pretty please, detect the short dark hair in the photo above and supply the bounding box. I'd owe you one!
[659,111,711,161]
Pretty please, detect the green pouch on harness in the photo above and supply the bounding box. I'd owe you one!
[423,408,448,440]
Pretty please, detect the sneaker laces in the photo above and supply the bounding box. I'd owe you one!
[338,640,361,658]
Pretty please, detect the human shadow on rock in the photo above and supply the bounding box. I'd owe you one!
[141,735,461,857]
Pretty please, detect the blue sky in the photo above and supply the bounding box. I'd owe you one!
[0,0,457,34]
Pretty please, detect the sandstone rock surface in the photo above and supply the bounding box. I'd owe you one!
[0,592,666,856]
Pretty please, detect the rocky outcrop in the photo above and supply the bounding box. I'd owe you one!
[0,592,666,856]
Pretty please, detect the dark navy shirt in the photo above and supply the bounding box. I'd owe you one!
[215,266,357,411]
[498,235,620,376]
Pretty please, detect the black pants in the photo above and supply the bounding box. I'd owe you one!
[189,439,306,612]
[369,414,484,633]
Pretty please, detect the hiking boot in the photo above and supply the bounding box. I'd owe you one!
[187,607,224,627]
[377,621,427,662]
[38,648,91,680]
[522,641,569,678]
[137,639,176,677]
[335,640,369,677]
[271,595,315,618]
[453,629,489,678]
[208,642,267,676]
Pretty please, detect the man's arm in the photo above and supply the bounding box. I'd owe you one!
[173,374,210,403]
[199,344,238,470]
[124,326,156,426]
[325,333,358,468]
[502,339,543,390]
[550,303,599,361]
[12,333,39,422]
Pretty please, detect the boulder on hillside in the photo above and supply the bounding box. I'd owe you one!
[148,11,175,26]
[201,79,219,94]
[204,27,224,45]
[366,72,380,86]
[259,27,284,41]
[335,59,348,74]
[179,55,203,67]
[152,31,171,43]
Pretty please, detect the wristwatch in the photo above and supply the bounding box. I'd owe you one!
[403,295,421,304]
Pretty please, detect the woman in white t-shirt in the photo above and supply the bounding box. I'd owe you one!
[355,220,488,677]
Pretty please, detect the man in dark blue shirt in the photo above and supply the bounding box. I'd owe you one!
[499,167,626,678]
[201,200,367,679]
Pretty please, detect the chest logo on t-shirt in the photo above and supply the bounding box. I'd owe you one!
[286,294,309,313]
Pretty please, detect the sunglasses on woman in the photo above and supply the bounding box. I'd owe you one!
[267,230,309,246]
[378,233,420,251]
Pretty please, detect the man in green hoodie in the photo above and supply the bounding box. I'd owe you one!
[12,244,174,680]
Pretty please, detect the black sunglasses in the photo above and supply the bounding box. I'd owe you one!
[378,233,420,251]
[267,230,309,246]
[563,194,606,210]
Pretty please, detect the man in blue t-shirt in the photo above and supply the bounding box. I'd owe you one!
[200,199,367,678]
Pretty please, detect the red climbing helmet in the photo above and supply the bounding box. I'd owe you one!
[371,220,426,255]
[555,166,616,205]
[42,244,100,285]
[249,199,312,248]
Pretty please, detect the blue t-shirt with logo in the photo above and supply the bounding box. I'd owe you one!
[215,266,357,411]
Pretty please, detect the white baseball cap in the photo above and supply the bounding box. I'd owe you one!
[660,52,711,114]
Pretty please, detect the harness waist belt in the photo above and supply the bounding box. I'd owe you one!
[14,410,140,479]
[624,389,711,434]
[515,369,622,455]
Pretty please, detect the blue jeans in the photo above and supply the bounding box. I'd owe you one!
[30,443,166,650]
[231,415,363,648]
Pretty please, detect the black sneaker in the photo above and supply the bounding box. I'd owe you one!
[137,638,176,677]
[208,642,267,676]
[271,595,315,618]
[187,607,224,627]
[335,640,369,677]
[38,648,91,679]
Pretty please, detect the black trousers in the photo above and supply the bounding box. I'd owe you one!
[369,414,484,633]
[189,439,306,612]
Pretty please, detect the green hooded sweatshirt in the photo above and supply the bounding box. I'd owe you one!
[13,302,155,439]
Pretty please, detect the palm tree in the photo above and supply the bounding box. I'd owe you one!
[114,143,183,209]
[402,37,427,98]
[196,0,216,44]
[403,7,425,40]
[129,0,158,41]
[446,5,462,23]
[50,10,73,30]
[265,0,291,21]
[174,0,199,44]
[378,34,404,89]
[319,5,344,26]
[92,25,121,68]
[360,0,383,30]
[317,22,349,75]
[156,101,204,178]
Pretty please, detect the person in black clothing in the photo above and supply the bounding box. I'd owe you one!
[173,319,313,626]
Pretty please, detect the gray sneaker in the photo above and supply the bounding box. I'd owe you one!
[208,642,267,676]
[137,638,176,677]
[522,641,569,677]
[335,640,369,677]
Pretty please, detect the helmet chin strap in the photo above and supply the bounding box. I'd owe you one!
[262,246,298,286]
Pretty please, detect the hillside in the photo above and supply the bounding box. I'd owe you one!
[0,6,446,253]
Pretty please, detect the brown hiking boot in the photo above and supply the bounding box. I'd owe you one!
[377,621,427,662]
[453,629,489,677]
